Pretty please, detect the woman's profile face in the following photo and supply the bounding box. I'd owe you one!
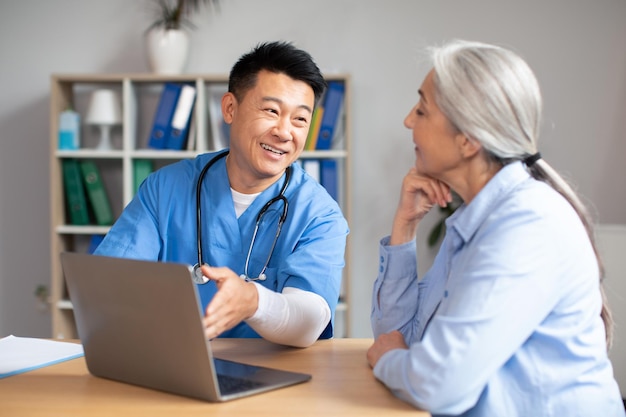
[404,70,465,181]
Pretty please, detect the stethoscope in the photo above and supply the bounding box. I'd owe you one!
[191,150,291,284]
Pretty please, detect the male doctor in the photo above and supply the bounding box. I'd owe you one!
[95,41,348,348]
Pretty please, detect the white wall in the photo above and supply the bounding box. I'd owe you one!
[0,0,625,346]
[597,224,626,397]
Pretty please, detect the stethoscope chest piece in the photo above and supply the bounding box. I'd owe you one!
[192,264,209,284]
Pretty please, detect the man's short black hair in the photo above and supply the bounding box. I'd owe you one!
[228,41,327,104]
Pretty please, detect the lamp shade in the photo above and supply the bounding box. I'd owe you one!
[86,89,122,125]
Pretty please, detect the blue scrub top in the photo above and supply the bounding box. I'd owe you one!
[95,150,349,339]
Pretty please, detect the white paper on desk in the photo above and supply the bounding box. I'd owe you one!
[0,335,84,378]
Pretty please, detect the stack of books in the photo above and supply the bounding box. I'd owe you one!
[302,81,346,202]
[304,81,345,151]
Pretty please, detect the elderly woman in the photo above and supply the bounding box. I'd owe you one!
[367,40,624,416]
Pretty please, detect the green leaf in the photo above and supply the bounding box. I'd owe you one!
[428,219,445,248]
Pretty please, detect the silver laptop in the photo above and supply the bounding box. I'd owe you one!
[60,252,311,402]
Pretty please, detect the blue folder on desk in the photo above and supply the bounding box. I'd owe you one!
[60,252,310,402]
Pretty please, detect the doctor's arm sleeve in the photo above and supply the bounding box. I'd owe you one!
[246,284,331,348]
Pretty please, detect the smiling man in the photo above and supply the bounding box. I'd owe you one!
[94,41,349,348]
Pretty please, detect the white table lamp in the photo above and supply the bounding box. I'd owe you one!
[86,89,122,150]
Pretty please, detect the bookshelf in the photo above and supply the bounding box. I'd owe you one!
[49,73,352,339]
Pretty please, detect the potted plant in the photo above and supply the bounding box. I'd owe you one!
[145,0,220,74]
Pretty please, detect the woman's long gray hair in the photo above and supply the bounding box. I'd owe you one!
[430,39,613,349]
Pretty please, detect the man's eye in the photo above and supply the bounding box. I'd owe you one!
[416,109,425,116]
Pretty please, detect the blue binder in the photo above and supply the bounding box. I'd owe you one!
[315,82,345,150]
[87,234,105,254]
[166,84,196,150]
[148,83,182,149]
[320,159,338,202]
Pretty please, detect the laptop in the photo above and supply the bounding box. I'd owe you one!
[60,252,311,402]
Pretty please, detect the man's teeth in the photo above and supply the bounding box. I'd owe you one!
[262,144,285,154]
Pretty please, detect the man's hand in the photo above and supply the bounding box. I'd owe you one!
[367,330,408,368]
[200,265,259,339]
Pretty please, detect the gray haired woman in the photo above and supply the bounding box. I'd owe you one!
[367,39,624,417]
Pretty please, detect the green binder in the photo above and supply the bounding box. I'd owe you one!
[133,159,154,195]
[62,159,90,225]
[79,160,114,226]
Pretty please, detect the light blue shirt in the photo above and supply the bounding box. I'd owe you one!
[95,150,349,339]
[371,162,624,416]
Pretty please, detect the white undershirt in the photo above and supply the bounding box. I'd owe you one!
[231,188,260,218]
[230,188,331,347]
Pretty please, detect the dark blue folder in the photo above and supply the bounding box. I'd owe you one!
[315,82,345,150]
[148,83,182,149]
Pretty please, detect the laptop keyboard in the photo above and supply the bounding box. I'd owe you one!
[217,374,266,395]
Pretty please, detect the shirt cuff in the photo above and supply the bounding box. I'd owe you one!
[372,346,413,392]
[379,235,418,280]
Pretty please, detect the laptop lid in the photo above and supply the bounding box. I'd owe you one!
[60,252,311,402]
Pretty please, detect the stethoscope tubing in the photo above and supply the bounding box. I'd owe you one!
[193,150,291,283]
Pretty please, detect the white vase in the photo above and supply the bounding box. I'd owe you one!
[145,28,190,74]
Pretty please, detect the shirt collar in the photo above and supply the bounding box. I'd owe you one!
[446,161,531,246]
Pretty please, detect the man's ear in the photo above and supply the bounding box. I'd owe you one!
[221,92,236,124]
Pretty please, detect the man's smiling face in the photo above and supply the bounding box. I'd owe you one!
[223,70,315,193]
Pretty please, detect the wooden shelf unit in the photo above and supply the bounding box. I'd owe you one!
[49,73,352,339]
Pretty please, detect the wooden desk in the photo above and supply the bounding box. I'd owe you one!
[0,338,427,416]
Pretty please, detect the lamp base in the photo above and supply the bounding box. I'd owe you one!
[95,125,113,151]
